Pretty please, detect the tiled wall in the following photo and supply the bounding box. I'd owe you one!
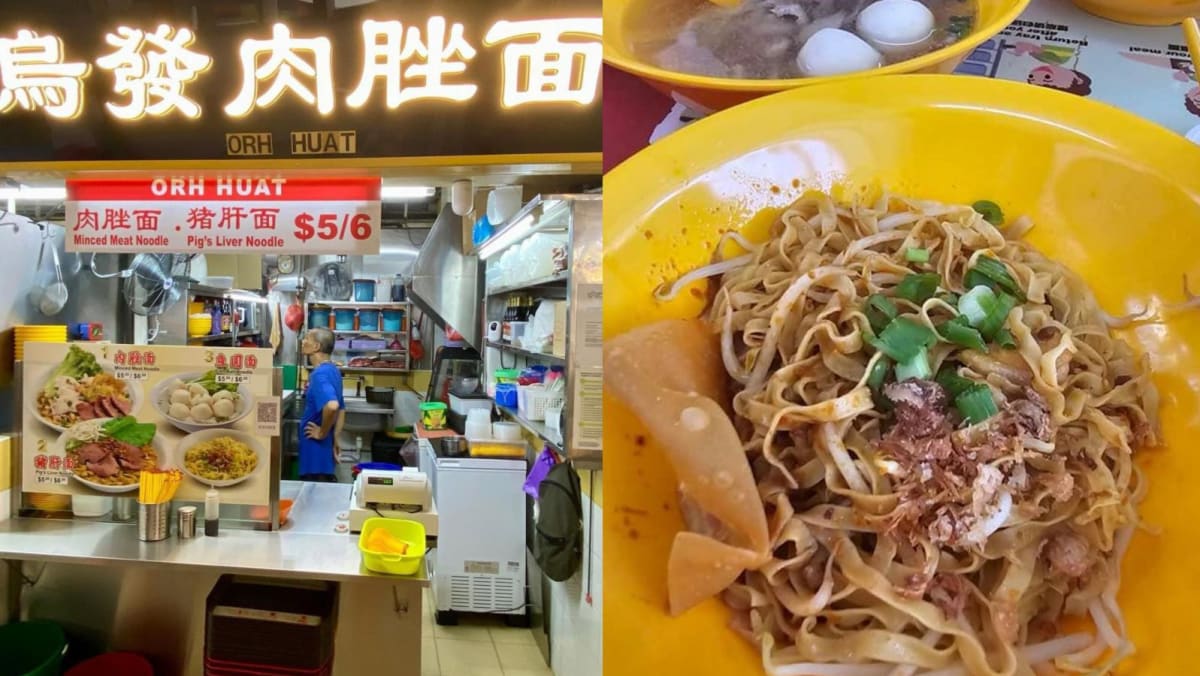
[550,470,602,676]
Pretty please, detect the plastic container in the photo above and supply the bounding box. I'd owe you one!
[353,278,376,302]
[495,369,521,384]
[495,383,519,409]
[381,309,404,332]
[493,421,522,442]
[358,309,381,330]
[333,309,356,331]
[0,620,66,676]
[66,653,153,676]
[308,306,331,330]
[358,517,426,576]
[71,495,111,518]
[351,462,403,479]
[188,313,212,337]
[523,386,565,422]
[420,402,448,430]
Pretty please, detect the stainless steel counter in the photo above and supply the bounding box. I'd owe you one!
[0,482,427,585]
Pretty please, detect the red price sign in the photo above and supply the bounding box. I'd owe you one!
[293,212,374,243]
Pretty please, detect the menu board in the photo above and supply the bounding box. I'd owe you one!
[21,342,277,507]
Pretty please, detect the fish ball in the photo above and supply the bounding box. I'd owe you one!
[856,0,935,49]
[796,28,882,78]
[169,402,192,419]
[191,402,214,421]
[170,389,192,405]
[188,383,208,397]
[212,398,236,419]
[213,390,235,401]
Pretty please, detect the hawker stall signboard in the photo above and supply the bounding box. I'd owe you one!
[21,342,276,507]
[0,0,600,162]
[65,175,382,255]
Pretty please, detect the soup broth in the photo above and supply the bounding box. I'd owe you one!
[628,0,978,79]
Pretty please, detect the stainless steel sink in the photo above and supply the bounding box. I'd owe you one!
[343,396,393,415]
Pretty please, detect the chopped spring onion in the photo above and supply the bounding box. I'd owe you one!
[865,294,898,334]
[935,366,976,398]
[894,273,941,304]
[937,316,987,352]
[976,292,1019,340]
[905,247,930,263]
[866,356,893,412]
[957,285,1017,340]
[957,285,997,327]
[994,327,1017,349]
[954,383,999,424]
[868,317,938,363]
[938,292,960,306]
[972,200,1004,225]
[894,347,932,381]
[970,255,1025,300]
[963,268,992,291]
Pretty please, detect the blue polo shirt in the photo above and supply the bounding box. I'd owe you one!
[299,361,343,476]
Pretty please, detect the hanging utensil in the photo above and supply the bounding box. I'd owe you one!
[39,238,69,316]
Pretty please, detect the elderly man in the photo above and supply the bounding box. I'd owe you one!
[299,327,344,482]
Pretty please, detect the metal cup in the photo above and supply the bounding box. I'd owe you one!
[112,497,136,522]
[137,502,170,542]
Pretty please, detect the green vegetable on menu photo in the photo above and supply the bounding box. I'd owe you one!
[192,370,239,395]
[42,345,102,396]
[102,417,157,448]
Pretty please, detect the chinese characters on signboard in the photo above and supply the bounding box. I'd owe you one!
[0,17,601,121]
[65,175,382,254]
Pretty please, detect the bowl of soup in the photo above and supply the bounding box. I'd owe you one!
[605,0,1032,110]
[1070,0,1200,26]
[603,75,1200,675]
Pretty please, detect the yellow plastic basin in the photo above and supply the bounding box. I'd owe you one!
[604,0,1031,111]
[603,75,1200,674]
[358,517,426,576]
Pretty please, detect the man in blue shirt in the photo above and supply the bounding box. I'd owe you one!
[299,327,344,482]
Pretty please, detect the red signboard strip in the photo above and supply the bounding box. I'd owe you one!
[67,176,382,202]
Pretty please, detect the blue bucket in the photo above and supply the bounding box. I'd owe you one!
[308,307,331,329]
[358,309,381,331]
[333,309,356,331]
[353,279,376,302]
[382,309,404,332]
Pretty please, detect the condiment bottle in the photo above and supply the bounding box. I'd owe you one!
[205,487,220,536]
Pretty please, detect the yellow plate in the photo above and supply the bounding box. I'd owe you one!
[604,0,1031,111]
[1070,0,1200,25]
[603,75,1200,675]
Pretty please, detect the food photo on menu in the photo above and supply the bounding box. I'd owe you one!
[601,2,1200,674]
[21,343,273,505]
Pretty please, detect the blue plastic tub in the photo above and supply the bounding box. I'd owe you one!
[333,309,356,331]
[351,462,403,478]
[382,309,404,332]
[358,309,381,330]
[308,307,331,330]
[353,279,376,302]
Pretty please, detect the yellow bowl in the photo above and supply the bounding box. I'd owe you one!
[603,75,1200,674]
[187,313,213,338]
[1071,0,1200,25]
[603,0,1032,111]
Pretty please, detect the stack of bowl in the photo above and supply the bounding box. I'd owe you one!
[14,325,67,362]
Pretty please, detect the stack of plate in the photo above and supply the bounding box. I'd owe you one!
[14,325,67,361]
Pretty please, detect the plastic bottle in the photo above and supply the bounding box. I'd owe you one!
[205,487,219,536]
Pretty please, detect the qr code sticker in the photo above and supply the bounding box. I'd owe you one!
[255,399,282,437]
[257,401,278,424]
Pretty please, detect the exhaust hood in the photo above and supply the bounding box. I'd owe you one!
[409,203,481,349]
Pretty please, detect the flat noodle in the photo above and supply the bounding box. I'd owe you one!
[608,193,1160,676]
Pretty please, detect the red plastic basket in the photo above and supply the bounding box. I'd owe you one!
[66,652,154,676]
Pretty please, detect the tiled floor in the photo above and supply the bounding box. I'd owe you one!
[422,588,551,676]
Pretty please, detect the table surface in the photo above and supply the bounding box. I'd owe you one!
[604,0,1200,169]
[0,482,429,585]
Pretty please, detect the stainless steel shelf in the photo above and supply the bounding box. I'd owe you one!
[316,301,411,310]
[485,271,568,297]
[192,331,261,342]
[332,330,407,336]
[496,404,562,450]
[485,341,564,364]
